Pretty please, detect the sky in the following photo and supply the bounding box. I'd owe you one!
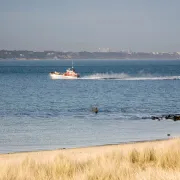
[0,0,180,52]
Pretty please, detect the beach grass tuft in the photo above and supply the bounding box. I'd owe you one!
[0,138,180,180]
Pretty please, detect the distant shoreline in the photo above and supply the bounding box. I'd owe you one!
[1,58,180,61]
[1,50,180,60]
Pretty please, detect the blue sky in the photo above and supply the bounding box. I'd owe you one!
[0,0,180,52]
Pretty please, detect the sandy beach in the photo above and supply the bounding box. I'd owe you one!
[0,138,180,180]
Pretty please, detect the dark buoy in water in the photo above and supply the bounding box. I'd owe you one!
[92,107,98,114]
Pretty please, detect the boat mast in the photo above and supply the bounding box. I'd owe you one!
[72,60,74,69]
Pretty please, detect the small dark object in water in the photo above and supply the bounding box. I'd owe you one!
[92,107,98,114]
[167,134,171,136]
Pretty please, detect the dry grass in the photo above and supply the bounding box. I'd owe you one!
[0,138,180,180]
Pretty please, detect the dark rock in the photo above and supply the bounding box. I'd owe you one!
[151,116,161,120]
[151,116,156,120]
[151,114,180,121]
[173,115,180,121]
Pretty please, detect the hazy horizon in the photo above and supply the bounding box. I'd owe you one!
[1,0,180,52]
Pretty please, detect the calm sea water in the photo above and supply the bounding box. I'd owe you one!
[0,59,180,153]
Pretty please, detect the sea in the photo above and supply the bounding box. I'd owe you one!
[0,59,180,154]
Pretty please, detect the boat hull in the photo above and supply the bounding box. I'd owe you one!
[49,73,79,79]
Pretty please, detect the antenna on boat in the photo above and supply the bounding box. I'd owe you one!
[72,60,74,69]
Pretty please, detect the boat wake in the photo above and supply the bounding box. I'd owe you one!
[50,72,180,81]
[81,73,180,81]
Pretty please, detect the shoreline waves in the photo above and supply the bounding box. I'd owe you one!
[0,137,171,155]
